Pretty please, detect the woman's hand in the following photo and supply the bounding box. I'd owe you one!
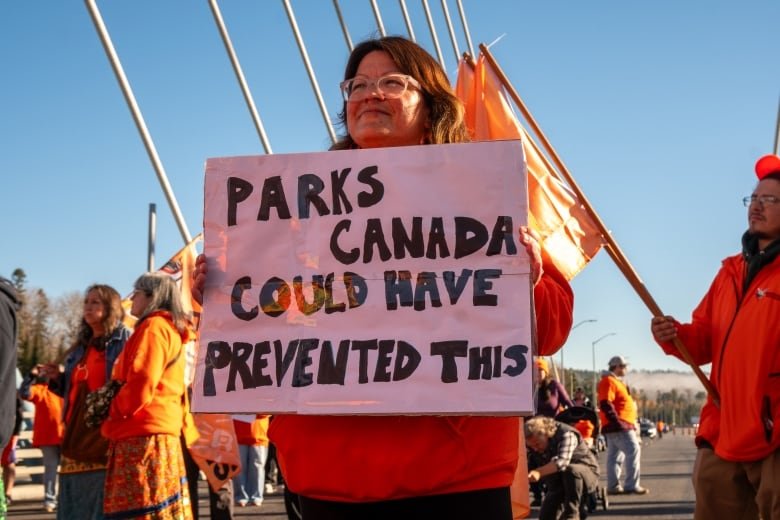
[519,226,543,286]
[192,254,208,305]
[651,315,677,343]
[528,469,541,483]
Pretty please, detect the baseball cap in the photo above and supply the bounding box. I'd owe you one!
[755,154,780,180]
[608,355,628,368]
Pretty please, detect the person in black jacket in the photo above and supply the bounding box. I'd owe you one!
[0,277,20,511]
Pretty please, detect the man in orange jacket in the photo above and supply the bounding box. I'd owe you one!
[651,154,780,520]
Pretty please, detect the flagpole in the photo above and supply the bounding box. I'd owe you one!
[84,0,192,245]
[477,44,719,406]
[208,0,273,154]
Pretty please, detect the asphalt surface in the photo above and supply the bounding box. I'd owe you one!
[6,431,696,519]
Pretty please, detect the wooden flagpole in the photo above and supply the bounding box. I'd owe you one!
[476,44,720,406]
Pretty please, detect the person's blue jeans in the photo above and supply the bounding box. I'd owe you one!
[233,444,268,504]
[605,429,641,490]
[41,445,60,508]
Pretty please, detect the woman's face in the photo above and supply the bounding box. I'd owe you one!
[83,289,106,331]
[130,289,150,318]
[346,51,429,149]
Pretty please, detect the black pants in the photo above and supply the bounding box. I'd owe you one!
[299,486,512,520]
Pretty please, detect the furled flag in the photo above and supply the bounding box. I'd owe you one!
[455,55,603,280]
[121,233,203,331]
[456,54,604,519]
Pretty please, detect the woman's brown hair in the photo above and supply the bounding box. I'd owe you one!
[68,284,125,356]
[331,36,469,150]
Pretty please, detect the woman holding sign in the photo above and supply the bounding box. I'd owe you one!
[193,36,573,519]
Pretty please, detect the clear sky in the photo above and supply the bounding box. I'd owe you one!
[2,1,778,373]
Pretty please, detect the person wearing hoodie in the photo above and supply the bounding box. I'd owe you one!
[20,365,64,513]
[101,272,193,520]
[651,154,780,520]
[0,277,19,515]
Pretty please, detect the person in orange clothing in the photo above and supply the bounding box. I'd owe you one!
[192,36,574,519]
[598,355,647,496]
[45,283,130,520]
[20,365,64,513]
[651,153,780,520]
[232,415,270,508]
[101,272,193,520]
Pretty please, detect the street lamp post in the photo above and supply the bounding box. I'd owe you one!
[561,319,597,392]
[591,332,617,402]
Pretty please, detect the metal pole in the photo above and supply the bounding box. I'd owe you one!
[591,332,616,403]
[208,0,273,154]
[398,0,416,41]
[332,0,353,51]
[455,0,474,58]
[421,0,447,73]
[84,0,192,244]
[147,203,156,272]
[562,318,596,393]
[370,0,386,37]
[282,0,337,145]
[440,0,460,64]
[774,95,780,155]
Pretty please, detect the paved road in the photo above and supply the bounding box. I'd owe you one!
[7,432,696,519]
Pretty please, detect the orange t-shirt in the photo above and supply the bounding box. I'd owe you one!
[67,346,107,423]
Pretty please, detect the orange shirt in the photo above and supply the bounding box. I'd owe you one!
[270,258,573,501]
[67,346,107,423]
[25,384,64,447]
[233,416,270,446]
[102,311,190,440]
[597,373,637,429]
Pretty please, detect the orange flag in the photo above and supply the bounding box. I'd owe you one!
[187,413,241,492]
[455,55,603,519]
[455,55,603,280]
[121,234,203,329]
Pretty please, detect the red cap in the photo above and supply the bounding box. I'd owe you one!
[755,154,780,180]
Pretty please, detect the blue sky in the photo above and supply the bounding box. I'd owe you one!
[2,1,778,373]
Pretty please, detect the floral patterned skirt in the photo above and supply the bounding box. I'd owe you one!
[104,434,193,520]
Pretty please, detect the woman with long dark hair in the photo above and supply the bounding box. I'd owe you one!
[48,284,130,520]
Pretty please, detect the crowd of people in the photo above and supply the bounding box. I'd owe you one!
[1,33,779,520]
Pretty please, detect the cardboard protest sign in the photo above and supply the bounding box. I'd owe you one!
[192,140,534,415]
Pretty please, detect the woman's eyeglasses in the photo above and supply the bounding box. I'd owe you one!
[339,73,421,102]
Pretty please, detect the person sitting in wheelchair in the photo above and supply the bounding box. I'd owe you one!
[526,415,600,520]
